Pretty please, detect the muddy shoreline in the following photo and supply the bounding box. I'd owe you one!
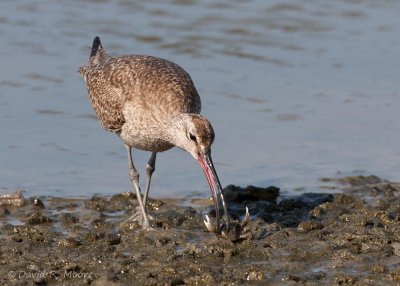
[1,175,400,285]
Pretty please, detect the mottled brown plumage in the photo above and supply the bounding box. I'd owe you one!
[78,36,229,232]
[79,49,200,134]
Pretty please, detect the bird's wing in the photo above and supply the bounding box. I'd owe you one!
[102,56,202,115]
[86,68,125,132]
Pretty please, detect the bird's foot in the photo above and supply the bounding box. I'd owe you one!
[124,206,154,230]
[204,207,253,242]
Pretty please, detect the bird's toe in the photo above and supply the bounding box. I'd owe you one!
[123,206,153,227]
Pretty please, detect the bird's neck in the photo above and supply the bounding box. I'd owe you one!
[163,114,190,150]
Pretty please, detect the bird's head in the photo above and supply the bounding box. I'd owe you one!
[175,114,215,160]
[172,114,230,232]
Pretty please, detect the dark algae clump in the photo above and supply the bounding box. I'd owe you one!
[1,176,400,285]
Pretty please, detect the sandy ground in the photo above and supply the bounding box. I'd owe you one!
[1,175,400,285]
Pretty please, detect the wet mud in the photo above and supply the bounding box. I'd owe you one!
[1,175,400,285]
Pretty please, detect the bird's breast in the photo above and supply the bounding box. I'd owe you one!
[119,104,174,152]
[119,126,173,152]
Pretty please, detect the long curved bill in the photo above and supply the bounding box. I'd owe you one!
[198,152,230,233]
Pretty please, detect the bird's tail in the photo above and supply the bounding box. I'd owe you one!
[90,36,102,59]
[78,36,106,76]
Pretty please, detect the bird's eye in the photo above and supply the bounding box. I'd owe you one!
[189,133,197,142]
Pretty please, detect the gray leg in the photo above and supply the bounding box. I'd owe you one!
[143,152,157,208]
[125,144,150,229]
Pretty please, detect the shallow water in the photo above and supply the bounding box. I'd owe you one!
[1,0,400,198]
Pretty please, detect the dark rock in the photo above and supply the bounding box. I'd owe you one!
[223,184,279,203]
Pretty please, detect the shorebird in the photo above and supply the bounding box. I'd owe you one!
[78,36,230,232]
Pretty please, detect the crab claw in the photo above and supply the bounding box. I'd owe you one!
[204,215,217,233]
[242,207,250,228]
[204,207,253,241]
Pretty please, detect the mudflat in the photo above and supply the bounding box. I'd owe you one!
[1,175,400,285]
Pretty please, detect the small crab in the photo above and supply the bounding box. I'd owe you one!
[204,207,253,242]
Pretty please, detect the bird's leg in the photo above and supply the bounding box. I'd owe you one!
[143,152,157,209]
[124,144,150,229]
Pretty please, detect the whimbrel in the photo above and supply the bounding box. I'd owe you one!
[78,36,230,232]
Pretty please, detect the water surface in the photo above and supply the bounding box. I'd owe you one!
[1,0,399,198]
